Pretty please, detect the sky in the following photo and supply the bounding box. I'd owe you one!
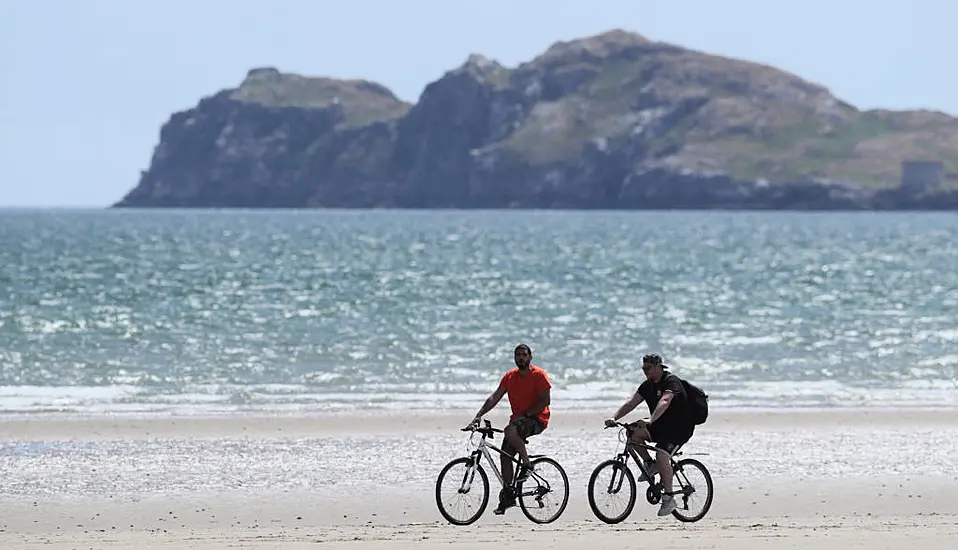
[2,0,956,208]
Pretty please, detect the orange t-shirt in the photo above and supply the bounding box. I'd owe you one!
[500,364,552,427]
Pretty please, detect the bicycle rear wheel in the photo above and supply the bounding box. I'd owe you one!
[435,456,489,525]
[517,457,569,524]
[587,458,636,524]
[670,457,713,523]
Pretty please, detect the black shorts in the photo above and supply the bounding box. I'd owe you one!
[646,422,693,454]
[508,415,546,439]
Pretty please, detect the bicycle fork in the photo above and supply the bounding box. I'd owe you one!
[458,451,482,494]
[605,454,630,495]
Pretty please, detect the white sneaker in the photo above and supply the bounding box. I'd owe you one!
[637,460,656,482]
[657,494,677,516]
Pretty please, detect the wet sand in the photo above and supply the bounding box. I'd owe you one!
[3,409,957,548]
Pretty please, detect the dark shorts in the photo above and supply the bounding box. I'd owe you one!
[645,422,693,454]
[508,415,546,440]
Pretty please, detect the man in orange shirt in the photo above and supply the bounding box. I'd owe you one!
[468,343,552,514]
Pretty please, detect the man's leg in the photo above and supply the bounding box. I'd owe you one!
[655,444,675,493]
[495,418,537,514]
[504,420,534,471]
[630,426,653,462]
[656,428,692,493]
[628,424,657,481]
[494,438,518,514]
[655,437,686,516]
[655,443,678,516]
[500,437,517,487]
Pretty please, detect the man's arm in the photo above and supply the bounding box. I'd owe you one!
[523,387,551,418]
[647,391,674,424]
[648,375,683,424]
[472,385,507,423]
[609,390,644,422]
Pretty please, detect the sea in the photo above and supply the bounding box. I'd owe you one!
[2,208,957,418]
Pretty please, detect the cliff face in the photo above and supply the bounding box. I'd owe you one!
[114,30,958,210]
[117,68,411,208]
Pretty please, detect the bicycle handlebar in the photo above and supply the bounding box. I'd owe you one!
[461,419,503,437]
[605,420,635,430]
[460,426,503,433]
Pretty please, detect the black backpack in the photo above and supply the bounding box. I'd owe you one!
[679,377,709,425]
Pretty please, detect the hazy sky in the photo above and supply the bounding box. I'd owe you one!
[2,0,956,207]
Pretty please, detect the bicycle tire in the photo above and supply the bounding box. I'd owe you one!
[517,456,570,524]
[435,456,489,525]
[587,459,637,524]
[671,457,713,523]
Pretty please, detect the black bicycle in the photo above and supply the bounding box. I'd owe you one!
[587,421,714,523]
[435,419,570,525]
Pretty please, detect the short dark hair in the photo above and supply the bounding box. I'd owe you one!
[642,353,663,365]
[515,344,532,355]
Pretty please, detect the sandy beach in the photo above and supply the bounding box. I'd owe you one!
[3,409,958,549]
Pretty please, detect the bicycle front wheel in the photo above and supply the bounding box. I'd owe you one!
[435,456,489,525]
[671,457,713,523]
[587,458,636,524]
[517,456,570,524]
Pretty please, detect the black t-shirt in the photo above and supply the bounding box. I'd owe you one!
[637,372,691,430]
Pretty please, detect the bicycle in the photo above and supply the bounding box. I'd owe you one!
[587,421,714,523]
[435,419,570,525]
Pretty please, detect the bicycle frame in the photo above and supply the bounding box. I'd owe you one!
[610,424,688,497]
[466,427,527,489]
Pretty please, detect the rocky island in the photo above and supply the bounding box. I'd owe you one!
[113,30,958,210]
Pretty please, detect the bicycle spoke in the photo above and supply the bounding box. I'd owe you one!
[517,457,569,524]
[436,457,489,525]
[588,459,636,524]
[670,458,713,522]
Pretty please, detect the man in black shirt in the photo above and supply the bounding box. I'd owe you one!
[604,353,694,516]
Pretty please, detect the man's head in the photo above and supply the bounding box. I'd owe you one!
[642,353,668,382]
[514,344,532,370]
